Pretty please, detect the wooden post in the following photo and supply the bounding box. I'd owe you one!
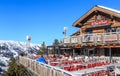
[117,32,119,44]
[46,46,48,56]
[54,46,55,56]
[73,48,75,58]
[93,48,95,57]
[109,47,112,63]
[102,34,105,45]
[58,46,60,57]
[83,48,86,59]
[88,49,89,57]
[98,48,100,57]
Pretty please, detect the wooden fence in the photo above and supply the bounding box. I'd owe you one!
[18,56,79,76]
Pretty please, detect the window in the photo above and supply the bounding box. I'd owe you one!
[117,27,120,33]
[89,31,93,35]
[111,28,116,33]
[106,28,111,34]
[97,15,101,20]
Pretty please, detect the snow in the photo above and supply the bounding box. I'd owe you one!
[0,56,9,66]
[0,56,9,71]
[97,5,120,13]
[0,40,40,71]
[0,40,40,55]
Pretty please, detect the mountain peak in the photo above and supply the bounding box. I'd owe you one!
[0,40,40,57]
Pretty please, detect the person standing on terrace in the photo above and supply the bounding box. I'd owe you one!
[36,55,47,64]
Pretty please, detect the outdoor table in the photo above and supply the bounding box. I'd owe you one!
[73,63,83,67]
[50,62,59,65]
[72,65,107,75]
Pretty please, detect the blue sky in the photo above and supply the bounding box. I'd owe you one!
[0,0,120,45]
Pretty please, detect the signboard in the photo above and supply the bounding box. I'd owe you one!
[118,33,120,40]
[104,35,117,42]
[71,36,78,43]
[96,34,102,41]
[86,19,111,28]
[82,34,94,42]
[90,20,110,26]
[63,37,70,43]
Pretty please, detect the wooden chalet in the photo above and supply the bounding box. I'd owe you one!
[62,5,120,58]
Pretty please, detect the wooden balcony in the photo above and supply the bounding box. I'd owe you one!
[62,32,120,47]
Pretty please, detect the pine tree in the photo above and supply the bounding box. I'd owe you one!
[40,41,47,55]
[2,57,29,76]
[53,39,59,46]
[53,39,60,55]
[37,50,43,55]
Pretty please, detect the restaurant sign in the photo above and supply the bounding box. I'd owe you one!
[90,19,110,26]
[104,35,117,42]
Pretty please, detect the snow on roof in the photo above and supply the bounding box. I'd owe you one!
[97,5,120,14]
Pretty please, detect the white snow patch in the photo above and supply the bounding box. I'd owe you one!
[97,5,120,13]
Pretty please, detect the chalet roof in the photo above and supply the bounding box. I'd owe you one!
[73,5,120,27]
[98,5,120,13]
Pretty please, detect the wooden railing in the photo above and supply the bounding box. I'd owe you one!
[18,56,79,76]
[62,32,120,46]
[18,56,120,76]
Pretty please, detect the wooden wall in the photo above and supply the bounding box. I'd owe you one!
[79,13,120,34]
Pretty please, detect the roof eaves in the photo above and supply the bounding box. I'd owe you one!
[73,5,97,27]
[73,5,120,28]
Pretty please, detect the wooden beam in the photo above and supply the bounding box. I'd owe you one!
[100,45,120,48]
[74,44,81,48]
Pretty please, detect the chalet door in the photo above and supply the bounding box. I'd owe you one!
[89,50,93,56]
[87,48,95,57]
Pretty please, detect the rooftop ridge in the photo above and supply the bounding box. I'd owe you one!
[97,5,120,13]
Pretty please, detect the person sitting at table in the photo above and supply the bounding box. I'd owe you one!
[36,55,47,64]
[52,55,57,61]
[68,56,73,61]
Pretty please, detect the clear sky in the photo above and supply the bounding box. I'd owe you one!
[0,0,120,45]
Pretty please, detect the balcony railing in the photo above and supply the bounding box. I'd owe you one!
[62,32,120,46]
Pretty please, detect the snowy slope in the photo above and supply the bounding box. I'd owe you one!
[0,40,40,57]
[0,40,40,69]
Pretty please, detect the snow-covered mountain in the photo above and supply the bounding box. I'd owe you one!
[0,40,40,57]
[0,40,40,70]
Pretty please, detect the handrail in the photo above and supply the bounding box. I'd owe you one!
[62,32,120,46]
[19,56,120,76]
[19,56,79,76]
